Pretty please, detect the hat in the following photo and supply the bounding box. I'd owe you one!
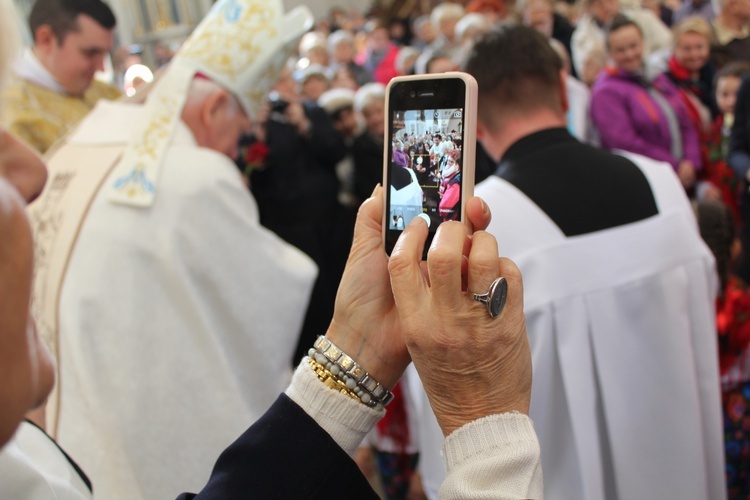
[296,63,331,84]
[318,88,355,115]
[298,31,327,58]
[108,0,313,207]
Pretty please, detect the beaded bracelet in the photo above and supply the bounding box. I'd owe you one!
[307,358,361,403]
[308,336,394,409]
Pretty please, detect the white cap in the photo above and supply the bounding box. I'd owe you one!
[108,0,313,207]
[318,87,355,115]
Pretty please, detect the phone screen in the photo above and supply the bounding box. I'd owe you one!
[384,77,469,256]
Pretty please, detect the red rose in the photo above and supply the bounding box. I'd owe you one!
[243,141,270,175]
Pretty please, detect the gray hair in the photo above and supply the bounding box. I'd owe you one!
[431,3,466,27]
[396,46,420,74]
[183,77,242,118]
[298,31,327,58]
[413,15,432,32]
[354,82,386,113]
[327,29,354,56]
[455,13,491,42]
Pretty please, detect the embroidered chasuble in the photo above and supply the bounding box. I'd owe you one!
[0,78,121,154]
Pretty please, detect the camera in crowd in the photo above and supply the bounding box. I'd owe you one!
[267,90,289,113]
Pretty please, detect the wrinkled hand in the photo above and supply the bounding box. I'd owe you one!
[388,215,531,436]
[324,186,406,389]
[325,188,491,389]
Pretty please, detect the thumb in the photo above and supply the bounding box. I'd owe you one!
[351,185,384,247]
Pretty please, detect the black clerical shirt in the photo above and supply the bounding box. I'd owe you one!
[495,128,659,236]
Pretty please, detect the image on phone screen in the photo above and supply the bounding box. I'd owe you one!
[387,108,465,232]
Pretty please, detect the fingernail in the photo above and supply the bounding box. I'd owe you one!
[480,197,488,214]
[409,216,425,227]
[371,184,381,197]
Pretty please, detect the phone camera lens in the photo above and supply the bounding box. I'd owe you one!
[409,90,416,98]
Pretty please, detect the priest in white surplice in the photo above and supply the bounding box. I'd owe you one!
[28,2,318,499]
[414,26,725,500]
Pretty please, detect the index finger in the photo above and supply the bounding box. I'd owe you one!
[426,221,468,313]
[465,197,491,233]
[388,217,430,314]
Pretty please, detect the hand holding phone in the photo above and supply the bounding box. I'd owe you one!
[383,72,478,259]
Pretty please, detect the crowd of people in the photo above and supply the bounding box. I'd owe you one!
[388,127,465,229]
[1,0,750,498]
[253,4,749,493]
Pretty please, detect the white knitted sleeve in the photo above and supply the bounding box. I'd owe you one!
[440,412,544,499]
[285,360,384,456]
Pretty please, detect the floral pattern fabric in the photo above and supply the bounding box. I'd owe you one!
[718,276,750,497]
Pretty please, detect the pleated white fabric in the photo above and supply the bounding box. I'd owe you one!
[418,152,724,500]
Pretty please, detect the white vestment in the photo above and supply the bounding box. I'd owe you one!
[0,422,91,499]
[390,168,424,227]
[417,153,724,500]
[30,101,317,499]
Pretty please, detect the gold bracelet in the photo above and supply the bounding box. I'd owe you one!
[308,336,394,408]
[307,358,361,403]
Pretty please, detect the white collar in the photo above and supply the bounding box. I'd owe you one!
[13,47,65,93]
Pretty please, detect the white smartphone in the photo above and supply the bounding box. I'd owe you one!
[383,72,478,259]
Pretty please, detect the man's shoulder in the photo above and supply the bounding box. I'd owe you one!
[0,80,72,153]
[1,77,58,111]
[161,140,245,196]
[79,143,252,234]
[84,80,123,104]
[2,76,44,95]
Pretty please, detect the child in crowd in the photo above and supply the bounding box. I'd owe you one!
[705,62,750,222]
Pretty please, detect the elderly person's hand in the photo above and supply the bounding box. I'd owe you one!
[388,217,531,436]
[324,187,492,390]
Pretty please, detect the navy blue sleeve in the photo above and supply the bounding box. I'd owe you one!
[176,394,379,500]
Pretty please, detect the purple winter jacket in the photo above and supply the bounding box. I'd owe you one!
[590,67,702,171]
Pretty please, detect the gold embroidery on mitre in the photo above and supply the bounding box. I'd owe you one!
[107,1,312,207]
[178,0,281,82]
[244,37,296,110]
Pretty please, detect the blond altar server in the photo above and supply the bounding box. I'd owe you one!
[28,1,317,498]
